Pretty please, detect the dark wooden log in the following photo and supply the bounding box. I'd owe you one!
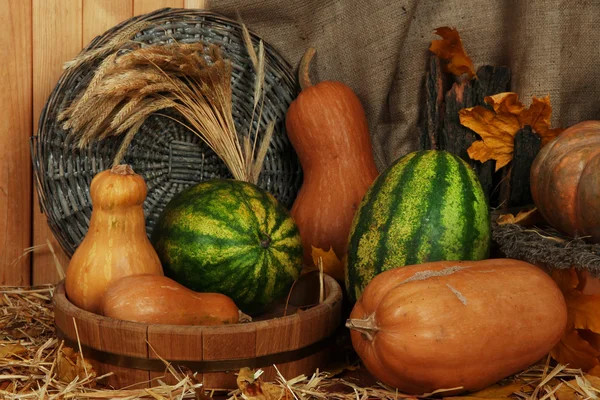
[419,55,446,150]
[509,126,541,207]
[440,66,511,200]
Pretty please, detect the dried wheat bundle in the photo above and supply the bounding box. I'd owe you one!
[59,35,273,184]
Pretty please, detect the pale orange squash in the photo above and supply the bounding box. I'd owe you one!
[285,48,379,268]
[346,259,567,395]
[65,165,163,314]
[101,275,239,325]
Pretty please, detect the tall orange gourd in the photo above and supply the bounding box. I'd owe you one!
[285,48,379,270]
[65,165,163,314]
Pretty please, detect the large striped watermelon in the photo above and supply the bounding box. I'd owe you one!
[151,179,303,315]
[345,150,491,303]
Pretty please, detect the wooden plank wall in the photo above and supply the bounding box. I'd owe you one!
[0,0,206,286]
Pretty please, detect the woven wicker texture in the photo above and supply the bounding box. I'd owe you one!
[31,8,302,257]
[493,223,600,275]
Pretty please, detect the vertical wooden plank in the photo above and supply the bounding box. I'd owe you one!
[147,326,203,386]
[0,1,33,285]
[133,0,184,15]
[184,0,207,8]
[202,324,256,389]
[32,0,83,284]
[83,0,134,44]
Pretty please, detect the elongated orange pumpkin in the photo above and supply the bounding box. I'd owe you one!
[101,275,239,325]
[285,48,379,269]
[65,165,163,314]
[346,259,567,395]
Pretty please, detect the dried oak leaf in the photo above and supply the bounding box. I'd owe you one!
[460,93,563,171]
[429,27,476,78]
[0,343,27,358]
[550,268,600,371]
[496,207,542,226]
[57,347,97,386]
[236,368,286,400]
[311,246,344,282]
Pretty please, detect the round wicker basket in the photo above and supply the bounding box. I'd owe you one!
[31,8,302,257]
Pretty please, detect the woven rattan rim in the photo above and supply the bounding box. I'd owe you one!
[31,8,303,256]
[492,222,600,275]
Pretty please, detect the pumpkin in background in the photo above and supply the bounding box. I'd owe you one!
[345,150,490,303]
[151,179,303,316]
[285,48,379,272]
[346,259,567,395]
[530,120,600,242]
[65,165,163,314]
[101,275,239,325]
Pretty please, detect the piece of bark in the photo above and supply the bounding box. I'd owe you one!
[419,55,447,150]
[508,126,540,207]
[441,65,511,200]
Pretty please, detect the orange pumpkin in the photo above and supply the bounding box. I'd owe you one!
[346,259,567,395]
[285,48,379,269]
[530,120,600,242]
[65,165,163,314]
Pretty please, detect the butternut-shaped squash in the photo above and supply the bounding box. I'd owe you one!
[285,48,379,269]
[346,259,567,395]
[65,165,163,314]
[101,275,240,325]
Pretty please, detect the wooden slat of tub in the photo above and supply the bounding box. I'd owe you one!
[255,314,301,382]
[53,282,151,389]
[32,0,82,285]
[0,0,33,285]
[83,0,134,44]
[202,324,256,390]
[147,325,203,386]
[133,0,184,15]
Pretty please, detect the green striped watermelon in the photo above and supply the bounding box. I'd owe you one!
[345,150,491,303]
[151,179,303,315]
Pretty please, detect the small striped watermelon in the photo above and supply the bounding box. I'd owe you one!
[151,179,303,315]
[345,150,491,303]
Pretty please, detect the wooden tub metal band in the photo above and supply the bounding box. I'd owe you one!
[55,326,334,373]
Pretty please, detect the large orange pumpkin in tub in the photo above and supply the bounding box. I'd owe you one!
[346,259,567,395]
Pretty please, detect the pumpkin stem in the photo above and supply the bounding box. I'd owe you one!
[299,47,316,90]
[111,164,135,176]
[345,314,379,341]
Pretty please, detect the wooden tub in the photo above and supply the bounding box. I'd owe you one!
[53,272,343,390]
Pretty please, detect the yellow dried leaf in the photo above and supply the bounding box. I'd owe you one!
[57,347,96,386]
[429,27,476,78]
[311,246,344,282]
[588,365,600,377]
[0,343,27,358]
[519,96,564,145]
[550,268,600,371]
[237,368,285,400]
[460,106,520,171]
[485,93,526,115]
[496,208,541,226]
[555,380,582,400]
[469,381,528,398]
[461,93,563,170]
[551,329,600,371]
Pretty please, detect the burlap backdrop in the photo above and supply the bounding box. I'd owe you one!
[211,0,600,171]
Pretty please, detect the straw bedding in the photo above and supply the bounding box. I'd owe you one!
[1,285,600,399]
